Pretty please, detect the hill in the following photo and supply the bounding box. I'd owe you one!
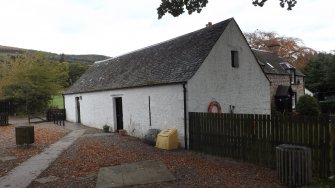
[0,45,110,64]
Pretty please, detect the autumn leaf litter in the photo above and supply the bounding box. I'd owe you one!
[28,131,284,188]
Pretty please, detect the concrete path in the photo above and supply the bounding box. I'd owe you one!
[0,129,86,188]
[60,121,88,131]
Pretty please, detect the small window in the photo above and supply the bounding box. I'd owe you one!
[231,51,239,68]
[279,62,293,70]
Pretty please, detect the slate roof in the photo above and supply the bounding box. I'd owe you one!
[65,18,233,94]
[252,49,304,76]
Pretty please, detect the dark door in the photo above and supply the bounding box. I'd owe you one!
[115,97,123,131]
[75,97,81,123]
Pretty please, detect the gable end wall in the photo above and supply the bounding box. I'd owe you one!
[187,20,271,114]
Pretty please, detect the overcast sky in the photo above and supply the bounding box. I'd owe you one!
[0,0,334,57]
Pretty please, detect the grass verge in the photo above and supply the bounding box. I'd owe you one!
[49,95,64,109]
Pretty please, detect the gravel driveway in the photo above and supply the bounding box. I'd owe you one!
[0,119,70,177]
[28,132,284,188]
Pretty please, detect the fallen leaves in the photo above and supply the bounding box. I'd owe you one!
[57,138,145,177]
[0,123,70,177]
[8,126,69,158]
[35,127,68,145]
[0,125,15,147]
[34,134,284,188]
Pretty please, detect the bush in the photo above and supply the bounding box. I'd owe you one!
[296,95,321,116]
[319,100,335,114]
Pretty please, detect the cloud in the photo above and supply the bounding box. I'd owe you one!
[0,0,334,56]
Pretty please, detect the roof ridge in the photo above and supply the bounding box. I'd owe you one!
[108,18,234,60]
[65,18,233,94]
[94,57,114,64]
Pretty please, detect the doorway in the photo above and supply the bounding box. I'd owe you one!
[115,97,123,131]
[75,97,81,123]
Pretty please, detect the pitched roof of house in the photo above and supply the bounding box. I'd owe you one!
[65,18,233,94]
[252,49,304,76]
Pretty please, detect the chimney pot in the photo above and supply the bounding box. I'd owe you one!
[206,22,212,27]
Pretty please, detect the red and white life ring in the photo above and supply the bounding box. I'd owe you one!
[208,101,222,113]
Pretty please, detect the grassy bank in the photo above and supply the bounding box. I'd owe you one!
[50,95,64,109]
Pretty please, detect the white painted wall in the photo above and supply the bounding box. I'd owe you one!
[64,20,271,149]
[64,84,186,146]
[305,88,313,96]
[64,92,114,128]
[187,20,271,114]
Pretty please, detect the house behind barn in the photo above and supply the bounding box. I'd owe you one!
[63,18,271,147]
[252,49,305,112]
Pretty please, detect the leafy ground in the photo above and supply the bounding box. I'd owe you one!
[3,119,332,187]
[0,122,70,177]
[28,133,284,188]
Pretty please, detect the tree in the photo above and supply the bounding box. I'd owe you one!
[67,62,89,85]
[0,53,68,114]
[303,53,335,92]
[296,95,320,116]
[59,53,65,63]
[244,30,316,68]
[157,0,297,19]
[252,0,297,10]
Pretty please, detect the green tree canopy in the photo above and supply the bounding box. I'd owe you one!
[296,95,321,116]
[68,62,89,85]
[0,53,69,114]
[303,53,335,92]
[157,0,297,19]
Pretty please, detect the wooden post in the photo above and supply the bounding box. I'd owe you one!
[330,116,335,175]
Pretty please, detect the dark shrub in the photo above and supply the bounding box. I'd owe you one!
[319,100,335,114]
[296,95,321,116]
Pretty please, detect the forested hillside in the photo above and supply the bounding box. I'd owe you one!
[0,45,109,114]
[0,45,109,64]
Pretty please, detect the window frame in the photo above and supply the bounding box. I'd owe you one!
[231,50,239,68]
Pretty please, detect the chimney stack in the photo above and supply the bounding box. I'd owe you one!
[267,41,281,54]
[206,22,212,27]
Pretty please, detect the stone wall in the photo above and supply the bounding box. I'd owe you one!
[291,76,305,101]
[267,74,291,106]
